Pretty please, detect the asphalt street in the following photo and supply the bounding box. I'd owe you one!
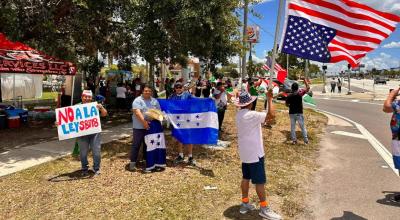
[305,116,400,219]
[314,98,392,152]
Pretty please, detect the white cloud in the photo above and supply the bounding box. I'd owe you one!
[229,54,266,65]
[252,54,266,64]
[310,52,399,74]
[380,52,392,59]
[362,54,399,70]
[357,0,400,15]
[383,41,400,48]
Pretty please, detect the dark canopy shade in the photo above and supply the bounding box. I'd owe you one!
[0,33,76,75]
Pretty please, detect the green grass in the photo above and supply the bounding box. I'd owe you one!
[40,92,58,100]
[21,91,58,101]
[0,103,328,219]
[310,78,324,85]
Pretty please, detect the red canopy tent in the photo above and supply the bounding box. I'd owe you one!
[0,33,76,105]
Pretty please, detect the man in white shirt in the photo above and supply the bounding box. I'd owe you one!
[116,83,127,111]
[235,90,282,220]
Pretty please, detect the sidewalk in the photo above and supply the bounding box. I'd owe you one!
[311,84,386,101]
[0,123,132,177]
[303,113,400,219]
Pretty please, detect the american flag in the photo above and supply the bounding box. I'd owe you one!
[262,63,287,83]
[280,0,400,67]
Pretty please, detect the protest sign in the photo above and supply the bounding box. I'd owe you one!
[56,102,101,140]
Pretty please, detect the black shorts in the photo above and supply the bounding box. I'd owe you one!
[242,157,266,184]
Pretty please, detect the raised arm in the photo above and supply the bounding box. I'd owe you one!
[304,78,310,92]
[383,88,399,113]
[264,89,275,124]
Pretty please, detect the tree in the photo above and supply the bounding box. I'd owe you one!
[1,0,242,89]
[219,63,239,78]
[127,0,242,84]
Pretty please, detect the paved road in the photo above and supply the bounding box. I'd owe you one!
[314,98,392,152]
[305,115,400,219]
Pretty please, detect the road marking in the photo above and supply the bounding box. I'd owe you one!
[323,97,330,100]
[351,99,360,102]
[317,109,399,177]
[331,131,366,139]
[314,97,382,106]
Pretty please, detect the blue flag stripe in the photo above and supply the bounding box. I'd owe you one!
[146,148,166,171]
[172,128,218,145]
[158,98,217,114]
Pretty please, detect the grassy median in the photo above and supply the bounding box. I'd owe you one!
[0,102,327,219]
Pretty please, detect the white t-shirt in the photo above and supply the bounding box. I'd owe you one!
[116,87,127,98]
[213,90,227,109]
[236,109,266,163]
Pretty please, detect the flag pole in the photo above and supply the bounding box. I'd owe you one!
[268,0,285,89]
[241,0,249,89]
[286,54,289,78]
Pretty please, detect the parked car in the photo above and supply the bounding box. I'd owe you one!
[374,77,387,84]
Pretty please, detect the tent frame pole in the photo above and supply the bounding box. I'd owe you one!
[13,72,16,106]
[70,75,75,106]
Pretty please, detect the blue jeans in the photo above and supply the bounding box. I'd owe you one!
[289,114,308,142]
[77,133,101,171]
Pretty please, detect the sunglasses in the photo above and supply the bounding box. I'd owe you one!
[175,87,183,89]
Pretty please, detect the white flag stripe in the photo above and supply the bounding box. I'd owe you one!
[167,112,219,130]
[328,43,367,57]
[324,0,399,27]
[263,64,285,72]
[290,0,394,35]
[288,8,386,41]
[329,51,358,63]
[145,132,166,152]
[334,37,378,50]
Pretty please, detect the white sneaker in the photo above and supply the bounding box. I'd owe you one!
[259,206,282,220]
[239,202,256,214]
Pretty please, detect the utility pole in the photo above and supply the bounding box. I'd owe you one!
[248,42,252,77]
[241,0,249,81]
[347,63,352,95]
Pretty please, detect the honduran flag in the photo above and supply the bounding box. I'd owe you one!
[144,120,166,171]
[158,98,218,145]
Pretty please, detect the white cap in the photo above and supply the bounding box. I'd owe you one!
[82,90,93,97]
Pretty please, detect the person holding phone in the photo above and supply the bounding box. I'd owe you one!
[383,87,400,202]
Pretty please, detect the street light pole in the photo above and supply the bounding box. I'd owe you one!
[322,65,327,93]
[347,63,352,95]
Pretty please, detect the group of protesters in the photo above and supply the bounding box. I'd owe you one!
[66,75,318,220]
[98,78,146,112]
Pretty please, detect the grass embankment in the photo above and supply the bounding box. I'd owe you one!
[0,102,327,219]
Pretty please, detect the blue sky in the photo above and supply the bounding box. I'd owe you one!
[245,0,400,73]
